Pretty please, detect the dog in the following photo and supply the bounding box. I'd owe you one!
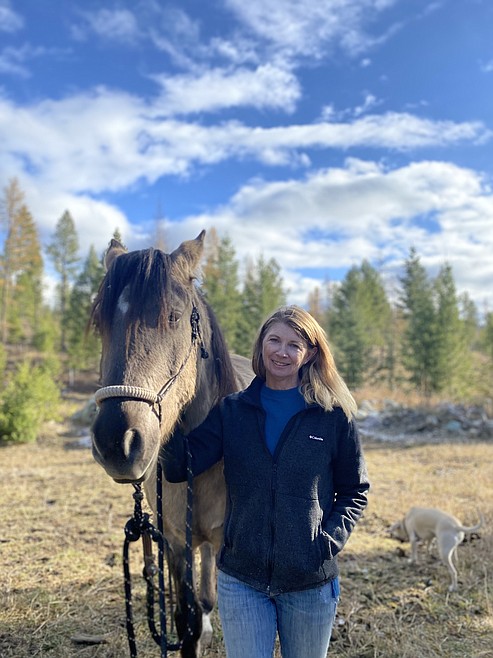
[389,507,483,591]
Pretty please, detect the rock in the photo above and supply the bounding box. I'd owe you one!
[357,399,493,443]
[444,419,463,434]
[70,633,110,645]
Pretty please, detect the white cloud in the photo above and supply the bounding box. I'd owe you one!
[0,44,30,77]
[10,143,493,311]
[224,0,400,59]
[353,93,382,116]
[166,158,493,308]
[26,184,133,255]
[0,43,63,77]
[0,3,23,32]
[480,59,493,73]
[322,93,383,121]
[69,0,399,69]
[151,64,301,115]
[74,8,140,43]
[4,86,489,206]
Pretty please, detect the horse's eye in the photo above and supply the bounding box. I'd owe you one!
[169,310,182,325]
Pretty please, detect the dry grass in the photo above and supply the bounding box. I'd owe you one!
[1,386,492,657]
[331,441,493,657]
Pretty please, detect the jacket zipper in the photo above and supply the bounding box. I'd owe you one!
[266,416,303,588]
[267,463,278,586]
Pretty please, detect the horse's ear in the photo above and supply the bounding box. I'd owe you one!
[104,239,127,271]
[170,230,206,279]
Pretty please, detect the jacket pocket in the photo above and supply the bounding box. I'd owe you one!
[275,494,326,578]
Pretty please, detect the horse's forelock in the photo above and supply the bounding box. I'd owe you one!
[93,249,180,337]
[127,249,173,325]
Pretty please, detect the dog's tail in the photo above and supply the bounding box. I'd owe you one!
[457,510,484,534]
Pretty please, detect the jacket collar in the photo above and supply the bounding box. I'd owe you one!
[238,376,319,411]
[237,376,264,407]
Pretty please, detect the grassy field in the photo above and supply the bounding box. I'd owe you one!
[0,387,492,657]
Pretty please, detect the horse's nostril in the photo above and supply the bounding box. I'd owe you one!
[123,428,142,459]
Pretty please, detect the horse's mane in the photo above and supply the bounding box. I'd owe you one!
[202,297,239,401]
[91,247,239,399]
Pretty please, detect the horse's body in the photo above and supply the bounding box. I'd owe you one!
[90,231,253,657]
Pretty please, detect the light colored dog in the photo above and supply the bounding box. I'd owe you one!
[389,507,483,591]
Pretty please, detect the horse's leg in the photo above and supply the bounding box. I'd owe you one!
[192,466,225,651]
[167,543,203,658]
[197,541,216,648]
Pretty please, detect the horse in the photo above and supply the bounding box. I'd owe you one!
[90,230,253,657]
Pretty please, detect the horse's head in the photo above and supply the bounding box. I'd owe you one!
[90,230,212,483]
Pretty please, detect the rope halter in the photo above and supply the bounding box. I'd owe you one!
[94,305,209,424]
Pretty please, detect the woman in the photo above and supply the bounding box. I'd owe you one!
[162,305,370,658]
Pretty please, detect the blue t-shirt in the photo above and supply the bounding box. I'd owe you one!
[260,384,306,455]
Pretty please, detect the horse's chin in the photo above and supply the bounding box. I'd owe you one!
[96,459,154,485]
[112,475,146,485]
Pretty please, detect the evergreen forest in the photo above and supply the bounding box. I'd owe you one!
[1,178,493,443]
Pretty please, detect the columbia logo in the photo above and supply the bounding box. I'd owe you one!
[309,435,324,441]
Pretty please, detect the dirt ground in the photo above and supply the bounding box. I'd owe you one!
[1,379,492,657]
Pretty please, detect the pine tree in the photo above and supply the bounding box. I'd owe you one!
[6,205,44,343]
[0,178,25,342]
[238,254,286,356]
[399,248,438,397]
[65,245,104,371]
[201,230,242,352]
[459,291,480,351]
[327,261,393,388]
[112,227,124,245]
[46,211,80,351]
[328,268,366,388]
[484,312,493,361]
[0,180,44,344]
[307,287,324,325]
[433,264,474,396]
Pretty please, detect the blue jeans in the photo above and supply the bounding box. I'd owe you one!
[217,570,339,658]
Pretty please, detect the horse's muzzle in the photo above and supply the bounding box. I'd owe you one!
[91,400,161,483]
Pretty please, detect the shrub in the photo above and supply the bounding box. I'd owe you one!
[0,361,61,443]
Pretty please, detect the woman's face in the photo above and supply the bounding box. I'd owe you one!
[261,321,316,390]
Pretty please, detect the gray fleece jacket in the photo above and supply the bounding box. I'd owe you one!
[161,376,370,595]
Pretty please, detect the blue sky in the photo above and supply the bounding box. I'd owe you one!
[1,0,493,312]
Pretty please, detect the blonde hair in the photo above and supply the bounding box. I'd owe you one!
[251,305,357,421]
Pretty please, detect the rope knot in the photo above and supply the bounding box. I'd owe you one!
[125,517,142,542]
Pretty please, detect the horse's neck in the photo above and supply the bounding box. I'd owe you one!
[179,351,254,435]
[179,354,221,434]
[230,353,254,389]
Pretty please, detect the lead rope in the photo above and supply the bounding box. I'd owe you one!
[122,439,195,657]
